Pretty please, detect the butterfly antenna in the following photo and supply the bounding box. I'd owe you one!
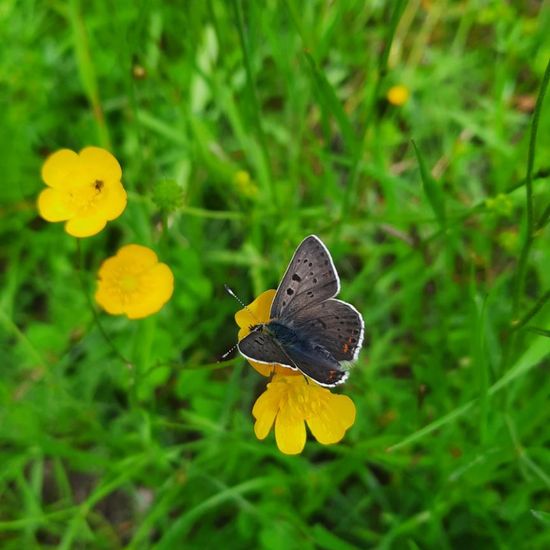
[219,342,238,361]
[224,284,263,321]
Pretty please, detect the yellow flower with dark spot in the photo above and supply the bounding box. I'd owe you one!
[236,289,356,454]
[95,244,174,319]
[37,147,127,237]
[253,374,356,455]
[387,84,410,106]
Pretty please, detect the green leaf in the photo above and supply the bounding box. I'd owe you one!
[412,140,447,228]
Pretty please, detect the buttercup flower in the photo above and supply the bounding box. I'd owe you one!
[95,244,174,319]
[37,147,127,237]
[253,374,356,454]
[387,84,410,106]
[236,289,356,454]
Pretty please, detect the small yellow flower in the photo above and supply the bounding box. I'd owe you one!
[387,84,410,106]
[235,289,301,378]
[253,374,356,455]
[95,244,174,319]
[236,290,356,454]
[37,147,127,237]
[233,170,258,198]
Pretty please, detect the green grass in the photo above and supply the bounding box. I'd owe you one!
[1,0,549,548]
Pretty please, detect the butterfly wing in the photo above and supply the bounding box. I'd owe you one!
[237,330,295,369]
[290,298,365,362]
[238,324,349,387]
[281,344,349,387]
[270,235,340,320]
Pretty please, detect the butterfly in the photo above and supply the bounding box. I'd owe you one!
[237,235,364,387]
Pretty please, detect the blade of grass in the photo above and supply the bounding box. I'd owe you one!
[303,52,358,156]
[524,327,550,338]
[338,0,407,225]
[156,477,276,548]
[512,58,550,315]
[412,140,447,229]
[230,0,275,207]
[67,0,111,149]
[387,336,549,452]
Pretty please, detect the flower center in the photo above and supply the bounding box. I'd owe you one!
[64,180,105,214]
[119,274,139,292]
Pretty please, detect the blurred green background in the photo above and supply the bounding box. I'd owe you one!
[1,0,550,548]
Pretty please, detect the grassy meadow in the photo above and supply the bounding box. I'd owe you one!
[1,0,550,548]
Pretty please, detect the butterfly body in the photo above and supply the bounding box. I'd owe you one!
[238,235,364,387]
[251,319,339,373]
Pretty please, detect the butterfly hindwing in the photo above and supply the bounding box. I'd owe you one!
[281,342,349,387]
[237,330,295,368]
[270,235,340,320]
[290,298,365,362]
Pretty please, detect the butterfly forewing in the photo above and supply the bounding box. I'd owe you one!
[270,235,340,320]
[290,299,365,362]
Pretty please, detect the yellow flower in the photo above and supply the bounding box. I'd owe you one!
[95,244,174,319]
[387,84,410,106]
[233,170,258,198]
[235,289,301,378]
[253,374,356,455]
[236,290,356,454]
[37,147,127,237]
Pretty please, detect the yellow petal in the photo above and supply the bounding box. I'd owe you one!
[306,394,356,445]
[94,285,125,315]
[124,263,174,319]
[41,149,80,189]
[78,147,122,182]
[101,180,127,220]
[65,214,107,238]
[275,404,306,455]
[97,255,120,280]
[249,361,276,377]
[37,188,75,221]
[116,244,159,272]
[252,385,282,440]
[235,289,276,337]
[329,393,356,429]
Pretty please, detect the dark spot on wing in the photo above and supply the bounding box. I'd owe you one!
[292,273,301,282]
[286,288,294,295]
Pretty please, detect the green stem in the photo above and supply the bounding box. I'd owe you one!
[512,290,549,331]
[512,58,550,315]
